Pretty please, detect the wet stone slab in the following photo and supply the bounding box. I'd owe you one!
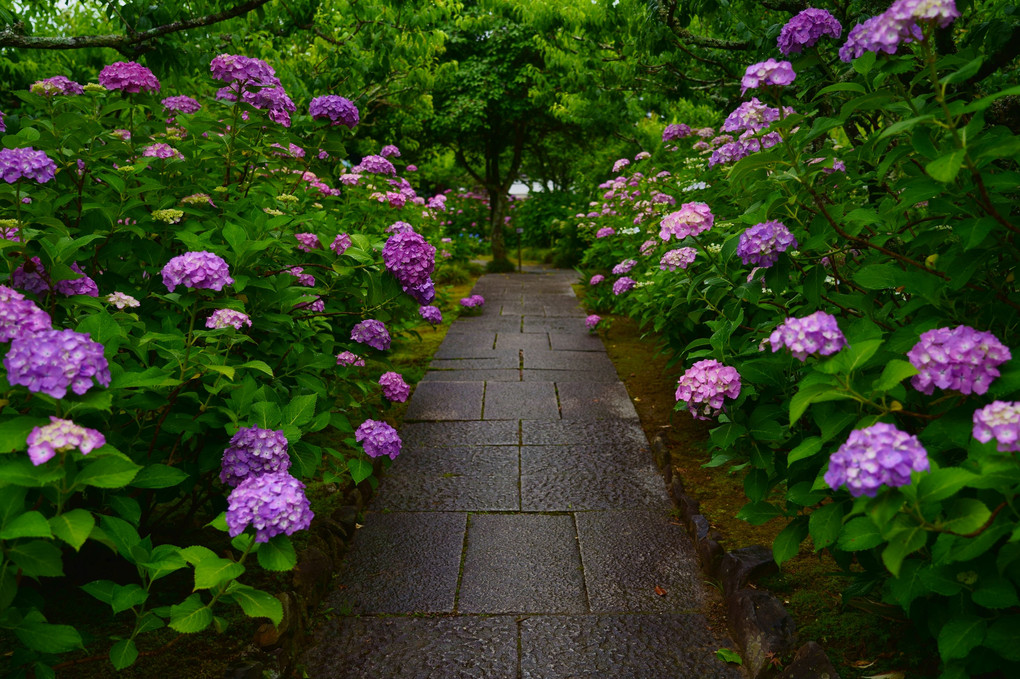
[450,316,524,333]
[494,333,551,352]
[483,381,559,420]
[542,303,585,317]
[428,352,520,371]
[519,614,743,679]
[521,419,649,447]
[458,513,587,614]
[404,381,484,421]
[520,444,654,476]
[522,317,588,334]
[520,369,617,383]
[401,421,519,447]
[521,462,668,511]
[523,350,617,373]
[304,615,518,679]
[329,512,465,614]
[576,510,701,612]
[548,332,605,352]
[434,332,497,359]
[557,382,639,420]
[421,369,521,382]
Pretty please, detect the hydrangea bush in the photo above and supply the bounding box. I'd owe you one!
[577,4,1020,674]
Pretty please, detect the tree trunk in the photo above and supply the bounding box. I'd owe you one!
[488,188,509,263]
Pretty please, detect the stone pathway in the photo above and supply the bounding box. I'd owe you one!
[304,270,742,679]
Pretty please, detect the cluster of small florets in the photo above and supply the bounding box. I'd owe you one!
[778,8,842,55]
[162,95,202,114]
[840,0,958,62]
[55,262,99,297]
[768,311,847,361]
[380,144,401,157]
[382,231,436,289]
[612,158,630,173]
[355,419,402,459]
[335,350,366,367]
[220,426,291,488]
[419,305,443,325]
[404,279,436,305]
[356,155,396,175]
[161,251,233,292]
[612,259,637,275]
[612,277,636,296]
[0,285,51,341]
[351,319,391,351]
[12,257,50,295]
[639,240,658,257]
[662,123,692,141]
[181,193,215,207]
[722,98,782,134]
[206,308,252,330]
[308,95,360,128]
[294,233,321,252]
[0,147,57,184]
[740,59,796,95]
[972,401,1020,453]
[585,314,601,331]
[737,220,798,267]
[142,143,185,161]
[590,274,605,286]
[98,61,160,93]
[460,294,485,308]
[675,359,742,420]
[210,54,279,87]
[4,329,111,398]
[242,86,296,126]
[386,221,415,234]
[906,325,1011,395]
[106,292,140,310]
[26,416,105,466]
[152,208,185,224]
[379,372,410,402]
[31,75,84,96]
[660,247,697,272]
[595,227,615,238]
[288,267,315,287]
[660,202,714,241]
[225,472,313,543]
[0,219,19,241]
[806,157,847,174]
[824,423,929,497]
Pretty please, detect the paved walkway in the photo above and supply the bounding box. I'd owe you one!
[305,270,741,678]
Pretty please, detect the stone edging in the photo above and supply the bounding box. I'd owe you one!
[650,435,841,679]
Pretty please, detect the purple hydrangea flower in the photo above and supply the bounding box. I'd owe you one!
[660,202,714,241]
[98,61,160,93]
[355,419,402,459]
[31,75,84,96]
[0,147,57,183]
[907,326,1011,395]
[585,314,601,331]
[295,233,321,251]
[595,227,615,239]
[660,247,697,272]
[612,259,637,275]
[403,278,436,305]
[589,274,605,286]
[419,305,443,325]
[242,85,295,126]
[210,54,279,87]
[351,319,391,351]
[824,423,929,497]
[768,311,847,361]
[708,141,752,168]
[220,426,290,487]
[380,144,401,157]
[741,59,796,95]
[460,294,485,309]
[161,95,202,114]
[206,309,252,330]
[379,371,410,402]
[289,267,315,287]
[141,143,184,160]
[722,98,781,134]
[54,262,99,297]
[5,329,111,398]
[737,220,798,267]
[972,401,1020,453]
[382,231,436,288]
[640,240,658,256]
[612,158,630,173]
[0,285,51,341]
[161,251,233,293]
[12,257,51,295]
[612,277,636,296]
[326,233,351,256]
[778,8,842,55]
[294,296,324,313]
[309,95,359,128]
[0,110,5,133]
[225,472,313,542]
[662,123,691,141]
[355,155,396,175]
[386,221,415,234]
[336,350,366,367]
[106,292,139,309]
[675,359,741,420]
[26,416,105,466]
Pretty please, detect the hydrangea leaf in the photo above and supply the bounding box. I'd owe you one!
[256,534,297,572]
[226,582,284,625]
[169,593,213,633]
[0,510,52,540]
[74,456,141,489]
[109,638,139,670]
[48,509,94,551]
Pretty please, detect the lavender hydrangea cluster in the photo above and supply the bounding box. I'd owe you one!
[26,416,105,466]
[824,423,929,497]
[722,98,781,134]
[403,279,436,305]
[336,350,366,367]
[382,231,436,288]
[12,257,51,295]
[31,76,84,96]
[380,144,401,157]
[5,329,111,398]
[386,221,415,234]
[778,8,842,54]
[356,155,396,175]
[355,419,402,459]
[0,285,51,341]
[740,59,796,95]
[675,359,742,420]
[662,123,692,141]
[0,110,5,133]
[98,61,160,93]
[295,233,320,251]
[0,147,57,183]
[379,372,411,402]
[838,0,957,63]
[906,325,1011,395]
[309,95,360,128]
[289,267,315,287]
[660,247,697,272]
[660,202,714,241]
[161,251,233,293]
[225,472,313,543]
[595,227,615,238]
[590,274,606,285]
[737,221,798,267]
[243,86,296,126]
[331,233,352,255]
[206,309,252,330]
[141,143,184,160]
[972,401,1020,453]
[460,294,485,308]
[219,426,291,487]
[419,305,443,325]
[612,259,637,275]
[769,311,847,361]
[162,95,202,114]
[613,277,636,296]
[210,54,279,87]
[351,319,391,350]
[585,314,601,331]
[55,262,99,297]
[639,240,658,257]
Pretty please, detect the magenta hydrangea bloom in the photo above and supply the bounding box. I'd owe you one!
[662,123,692,141]
[26,416,105,466]
[5,329,111,399]
[382,231,436,288]
[0,147,57,183]
[161,251,233,293]
[660,202,714,241]
[53,262,99,297]
[206,309,252,330]
[289,267,315,287]
[12,257,50,295]
[419,305,443,325]
[380,144,401,157]
[589,274,605,286]
[295,296,324,312]
[161,95,202,114]
[722,98,781,134]
[355,419,402,459]
[386,221,415,234]
[336,350,366,367]
[0,110,5,133]
[379,372,410,402]
[737,220,797,267]
[295,233,321,252]
[778,8,842,55]
[907,326,1011,395]
[309,95,359,128]
[585,314,601,331]
[225,472,313,542]
[460,294,485,309]
[355,155,396,175]
[220,426,290,488]
[612,158,630,173]
[824,423,929,497]
[242,85,295,126]
[972,401,1020,453]
[31,75,84,96]
[675,359,741,420]
[0,285,51,341]
[98,61,160,93]
[595,227,615,239]
[612,277,636,296]
[740,59,796,95]
[141,143,184,160]
[404,278,436,305]
[210,54,279,87]
[612,259,637,275]
[351,319,391,350]
[639,240,658,257]
[660,247,697,272]
[768,311,846,361]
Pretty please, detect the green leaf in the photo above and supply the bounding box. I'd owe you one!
[837,517,883,551]
[204,364,236,380]
[348,458,373,484]
[0,416,48,453]
[938,615,986,662]
[181,544,218,565]
[8,539,64,577]
[109,639,139,670]
[917,468,977,504]
[223,222,248,257]
[226,583,284,625]
[49,509,95,551]
[790,383,851,424]
[773,517,808,567]
[284,394,317,427]
[808,502,845,550]
[872,359,919,392]
[131,464,189,489]
[985,615,1020,661]
[882,522,928,577]
[138,545,187,581]
[81,580,116,605]
[14,617,84,654]
[853,265,902,290]
[193,556,245,590]
[926,150,966,183]
[788,437,823,464]
[75,456,141,489]
[888,559,926,612]
[0,457,64,487]
[942,498,991,535]
[736,501,783,526]
[0,510,52,540]
[715,648,743,665]
[972,577,1018,609]
[239,360,274,376]
[709,422,745,449]
[111,583,149,614]
[110,367,180,389]
[256,534,297,571]
[169,593,213,633]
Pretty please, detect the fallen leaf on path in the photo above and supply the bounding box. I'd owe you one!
[654,585,667,596]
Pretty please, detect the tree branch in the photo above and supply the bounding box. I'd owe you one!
[760,0,808,12]
[657,1,750,51]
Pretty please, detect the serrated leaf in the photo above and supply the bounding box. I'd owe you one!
[838,517,884,551]
[0,416,48,453]
[808,502,845,550]
[49,509,95,551]
[736,501,783,526]
[8,539,64,577]
[926,150,965,183]
[81,579,117,605]
[715,648,743,665]
[169,593,213,633]
[942,498,991,535]
[773,517,808,567]
[284,394,317,427]
[917,468,977,504]
[256,534,297,571]
[14,618,84,654]
[938,615,986,661]
[972,577,1018,609]
[348,458,373,484]
[0,511,52,540]
[239,360,273,376]
[193,557,245,590]
[131,464,189,489]
[111,583,149,614]
[226,583,284,625]
[109,638,139,670]
[75,456,141,489]
[872,360,919,392]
